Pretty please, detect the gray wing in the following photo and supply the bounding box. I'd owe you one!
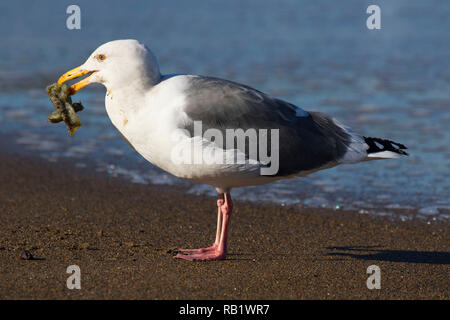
[182,76,351,176]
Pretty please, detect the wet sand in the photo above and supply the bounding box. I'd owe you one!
[0,146,448,299]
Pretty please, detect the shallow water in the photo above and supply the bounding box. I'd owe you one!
[0,1,449,221]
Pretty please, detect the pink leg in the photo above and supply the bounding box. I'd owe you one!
[177,196,223,253]
[175,193,233,261]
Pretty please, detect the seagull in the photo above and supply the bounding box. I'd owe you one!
[57,39,408,261]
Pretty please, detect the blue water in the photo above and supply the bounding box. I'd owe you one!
[0,0,449,221]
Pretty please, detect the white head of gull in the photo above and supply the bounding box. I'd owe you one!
[58,39,408,261]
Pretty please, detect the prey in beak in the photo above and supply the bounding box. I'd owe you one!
[58,66,97,95]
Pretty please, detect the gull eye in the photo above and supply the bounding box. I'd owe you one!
[96,54,106,62]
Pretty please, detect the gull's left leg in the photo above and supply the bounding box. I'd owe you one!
[175,193,233,261]
[176,194,224,254]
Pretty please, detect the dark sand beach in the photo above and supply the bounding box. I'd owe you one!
[0,136,448,300]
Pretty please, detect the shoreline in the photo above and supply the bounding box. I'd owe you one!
[0,131,444,224]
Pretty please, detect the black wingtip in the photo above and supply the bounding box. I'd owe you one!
[364,136,409,156]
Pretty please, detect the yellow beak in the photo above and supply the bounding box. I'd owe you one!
[58,66,95,96]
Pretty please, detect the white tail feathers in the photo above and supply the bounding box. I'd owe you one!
[367,150,401,159]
